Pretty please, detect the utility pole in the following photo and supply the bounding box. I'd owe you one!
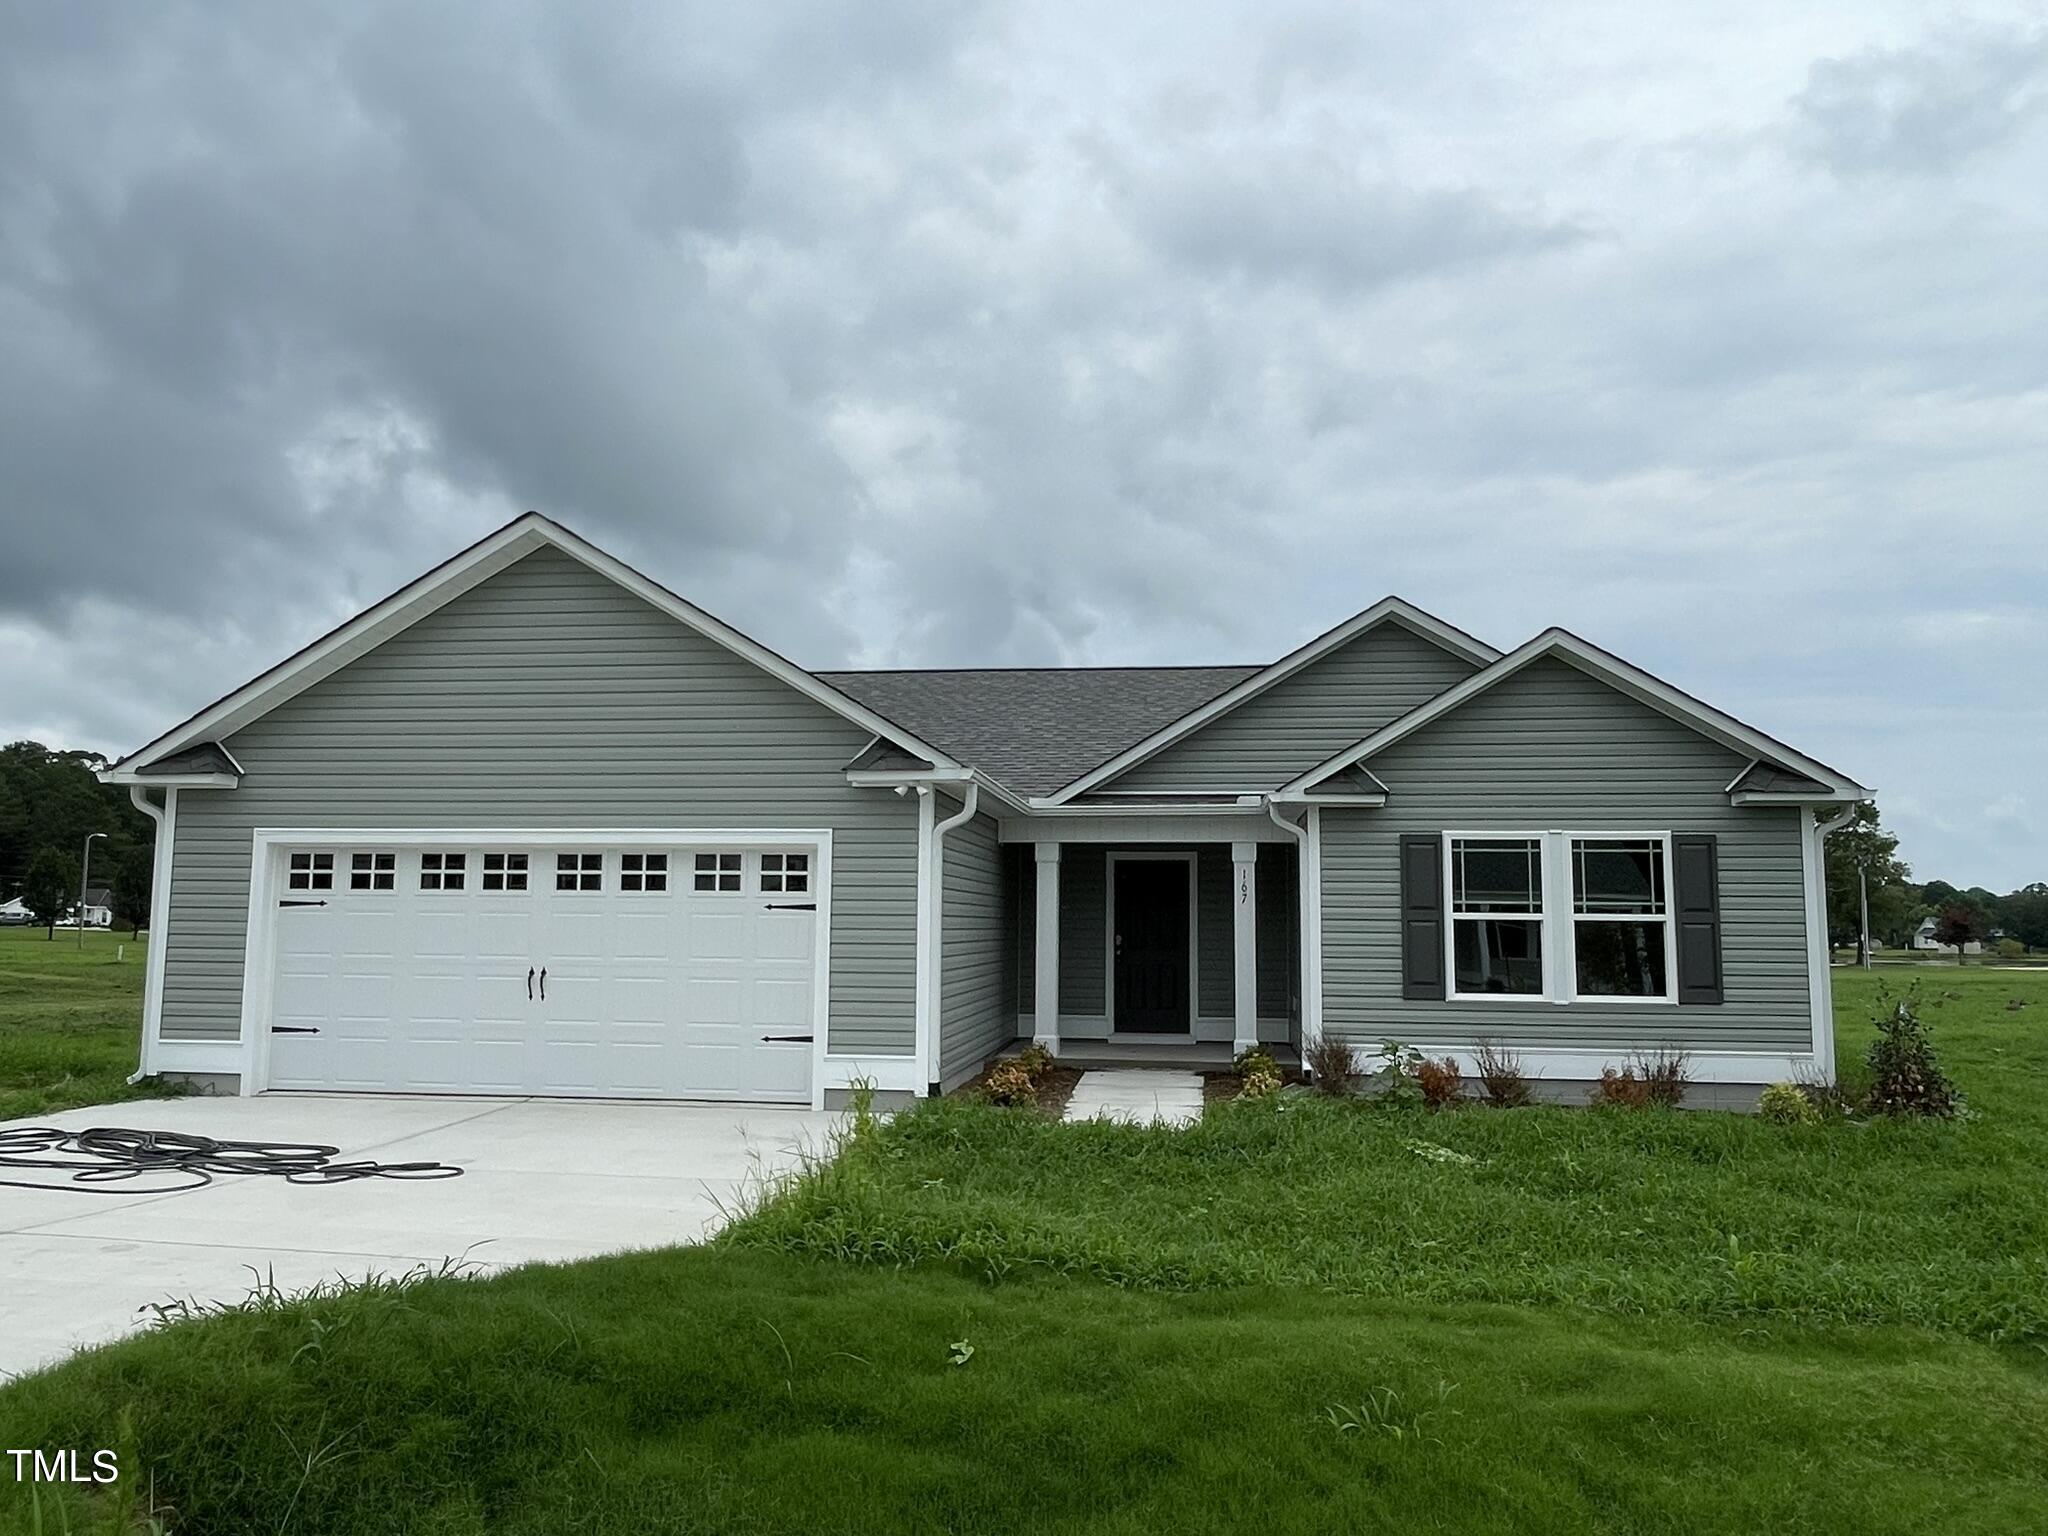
[1859,864,1871,968]
[78,832,107,951]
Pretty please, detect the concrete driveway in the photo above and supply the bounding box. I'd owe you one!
[0,1094,839,1380]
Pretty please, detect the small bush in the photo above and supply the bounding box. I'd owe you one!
[1013,1042,1056,1080]
[1472,1039,1533,1108]
[1305,1034,1357,1094]
[982,1060,1038,1106]
[1592,1066,1650,1109]
[1414,1056,1463,1109]
[1865,987,1958,1119]
[1995,937,2025,960]
[1757,1081,1819,1124]
[1633,1049,1690,1109]
[1234,1045,1283,1100]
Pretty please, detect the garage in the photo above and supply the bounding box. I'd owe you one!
[255,835,824,1103]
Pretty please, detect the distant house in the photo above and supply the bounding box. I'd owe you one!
[0,896,31,922]
[1911,916,1982,954]
[80,886,115,929]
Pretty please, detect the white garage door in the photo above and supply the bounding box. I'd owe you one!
[263,840,819,1102]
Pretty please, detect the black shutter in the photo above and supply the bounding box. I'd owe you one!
[1673,835,1723,1005]
[1400,834,1445,1000]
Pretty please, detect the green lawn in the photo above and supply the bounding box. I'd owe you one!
[2,970,2044,1534]
[0,926,176,1122]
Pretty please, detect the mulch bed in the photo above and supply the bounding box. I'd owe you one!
[1202,1068,1308,1106]
[955,1059,1085,1117]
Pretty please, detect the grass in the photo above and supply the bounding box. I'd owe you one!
[0,926,181,1121]
[731,971,2048,1342]
[2,969,2044,1533]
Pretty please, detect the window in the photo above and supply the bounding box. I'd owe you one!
[693,852,741,892]
[621,853,668,892]
[287,851,334,892]
[348,852,395,891]
[482,853,529,892]
[1571,838,1671,998]
[1448,838,1544,996]
[760,852,809,893]
[420,852,467,891]
[555,853,602,892]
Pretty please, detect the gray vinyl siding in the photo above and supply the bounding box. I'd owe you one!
[1114,623,1479,791]
[1318,656,1812,1054]
[938,807,1011,1080]
[161,545,921,1055]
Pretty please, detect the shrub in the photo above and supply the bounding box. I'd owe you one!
[1414,1056,1464,1109]
[1013,1042,1056,1080]
[1865,987,1958,1118]
[1592,1067,1650,1109]
[1472,1040,1533,1108]
[1996,937,2025,961]
[982,1060,1038,1106]
[1632,1049,1690,1109]
[1234,1045,1283,1099]
[1757,1081,1819,1124]
[1305,1034,1357,1094]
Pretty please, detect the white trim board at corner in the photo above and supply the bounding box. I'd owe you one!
[103,512,961,783]
[1104,850,1200,1037]
[1281,629,1869,800]
[227,826,860,1110]
[1041,598,1500,805]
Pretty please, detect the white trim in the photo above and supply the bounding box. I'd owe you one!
[815,1054,922,1098]
[1280,628,1869,800]
[143,1038,245,1079]
[1349,1045,1822,1086]
[1722,758,1761,795]
[108,512,961,780]
[927,783,981,1093]
[1304,807,1324,1051]
[1105,850,1199,1036]
[1729,790,1864,807]
[1043,599,1499,804]
[1000,811,1295,845]
[232,826,836,1105]
[1807,807,1855,1085]
[1441,830,1681,1006]
[127,785,176,1081]
[103,771,238,790]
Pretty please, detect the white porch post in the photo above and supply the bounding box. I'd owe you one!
[1034,841,1061,1052]
[1231,839,1259,1054]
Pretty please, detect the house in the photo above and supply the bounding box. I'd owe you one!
[100,513,1871,1109]
[80,887,115,929]
[1911,916,1982,954]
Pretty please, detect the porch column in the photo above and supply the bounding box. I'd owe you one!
[1034,842,1061,1052]
[1231,840,1259,1054]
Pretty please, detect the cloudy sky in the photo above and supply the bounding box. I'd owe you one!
[3,1,2044,888]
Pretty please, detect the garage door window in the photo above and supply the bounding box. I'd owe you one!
[694,852,741,892]
[482,853,529,892]
[557,853,603,892]
[288,852,334,891]
[760,852,809,893]
[349,852,395,891]
[621,853,668,892]
[420,853,467,891]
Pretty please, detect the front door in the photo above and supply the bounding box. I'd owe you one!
[1113,857,1191,1033]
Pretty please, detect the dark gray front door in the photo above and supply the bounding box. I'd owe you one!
[1113,858,1191,1033]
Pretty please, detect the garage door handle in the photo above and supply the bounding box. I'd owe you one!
[761,1034,814,1043]
[539,967,547,1000]
[527,966,535,1000]
[763,902,816,911]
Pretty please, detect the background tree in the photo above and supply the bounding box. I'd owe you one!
[21,846,78,939]
[1867,883,1917,949]
[1999,884,2048,952]
[1823,803,1911,952]
[0,741,152,899]
[110,841,153,937]
[1933,903,1984,963]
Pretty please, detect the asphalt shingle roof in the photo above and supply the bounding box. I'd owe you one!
[1731,761,1835,795]
[816,666,1259,798]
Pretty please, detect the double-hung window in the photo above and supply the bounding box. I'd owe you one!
[1443,832,1677,1003]
[1448,838,1546,996]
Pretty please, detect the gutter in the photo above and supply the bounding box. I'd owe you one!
[125,786,170,1085]
[924,783,980,1097]
[1265,797,1322,1076]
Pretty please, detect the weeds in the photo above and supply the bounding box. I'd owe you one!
[1414,1056,1464,1109]
[1305,1033,1357,1093]
[1322,1382,1460,1447]
[1473,1039,1534,1107]
[1866,985,1958,1119]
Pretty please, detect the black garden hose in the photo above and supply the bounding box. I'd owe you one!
[0,1124,464,1194]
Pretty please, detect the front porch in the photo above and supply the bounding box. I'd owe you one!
[1003,836,1303,1062]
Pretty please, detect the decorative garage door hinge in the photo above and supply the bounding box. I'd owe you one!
[760,1034,815,1043]
[762,902,817,911]
[278,899,328,908]
[270,1025,319,1034]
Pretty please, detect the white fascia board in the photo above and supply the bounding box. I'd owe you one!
[1040,598,1500,806]
[109,512,961,778]
[98,770,239,789]
[1730,789,1869,807]
[1279,628,1871,799]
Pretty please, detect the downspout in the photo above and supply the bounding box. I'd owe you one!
[1808,803,1860,1084]
[926,782,980,1097]
[128,785,175,1084]
[1266,797,1318,1075]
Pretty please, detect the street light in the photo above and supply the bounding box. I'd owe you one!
[79,832,108,951]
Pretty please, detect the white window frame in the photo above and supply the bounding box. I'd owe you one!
[1441,831,1678,1006]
